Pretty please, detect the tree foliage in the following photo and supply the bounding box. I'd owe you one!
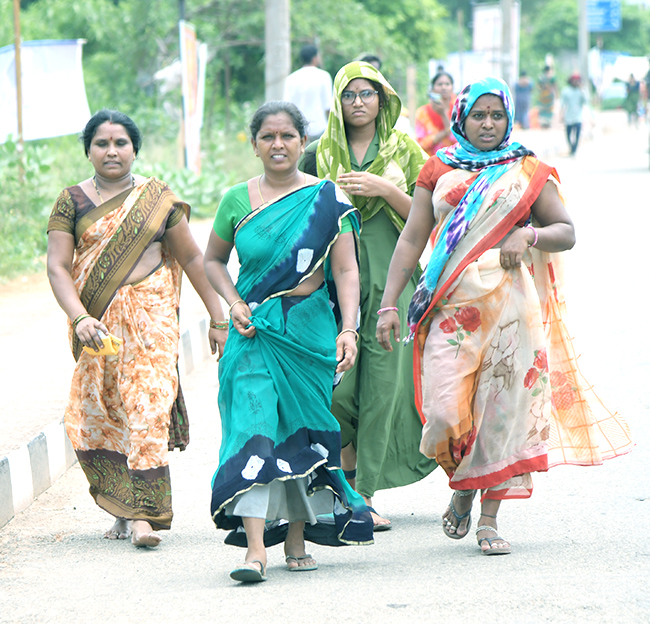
[2,0,647,133]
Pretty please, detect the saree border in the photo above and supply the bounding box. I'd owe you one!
[412,157,554,423]
[233,180,361,305]
[72,178,189,361]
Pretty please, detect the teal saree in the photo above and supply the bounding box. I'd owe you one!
[210,180,373,546]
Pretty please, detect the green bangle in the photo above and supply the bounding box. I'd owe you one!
[209,319,229,330]
[72,313,91,328]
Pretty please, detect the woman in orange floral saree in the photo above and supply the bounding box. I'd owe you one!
[377,78,632,555]
[47,110,226,548]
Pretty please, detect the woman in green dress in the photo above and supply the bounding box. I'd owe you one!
[301,61,437,529]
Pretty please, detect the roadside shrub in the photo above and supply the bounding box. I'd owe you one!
[0,139,55,280]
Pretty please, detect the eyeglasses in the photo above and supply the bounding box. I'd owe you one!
[341,89,378,105]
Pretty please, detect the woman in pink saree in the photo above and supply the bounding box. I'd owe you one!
[376,78,632,555]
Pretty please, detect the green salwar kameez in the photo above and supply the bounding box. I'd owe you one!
[308,61,438,498]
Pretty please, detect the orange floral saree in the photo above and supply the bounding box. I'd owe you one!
[48,178,189,529]
[412,157,633,501]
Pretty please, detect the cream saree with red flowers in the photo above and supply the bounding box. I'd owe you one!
[57,178,189,529]
[413,157,632,500]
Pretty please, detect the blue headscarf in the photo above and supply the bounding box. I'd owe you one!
[437,76,534,170]
[421,77,535,292]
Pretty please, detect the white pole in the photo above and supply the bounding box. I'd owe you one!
[265,0,290,101]
[500,0,513,86]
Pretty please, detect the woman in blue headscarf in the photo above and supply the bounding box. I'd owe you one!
[375,77,632,555]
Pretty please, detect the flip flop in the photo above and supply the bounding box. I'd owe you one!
[476,526,511,556]
[442,492,472,540]
[286,554,318,572]
[230,560,267,582]
[367,505,392,532]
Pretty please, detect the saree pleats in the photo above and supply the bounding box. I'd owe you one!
[65,264,180,528]
[210,181,373,546]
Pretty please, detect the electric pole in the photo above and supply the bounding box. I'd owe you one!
[265,0,290,101]
[500,0,513,86]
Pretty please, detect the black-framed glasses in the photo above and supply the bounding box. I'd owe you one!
[341,89,378,105]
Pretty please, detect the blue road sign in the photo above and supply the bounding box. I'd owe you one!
[587,0,622,32]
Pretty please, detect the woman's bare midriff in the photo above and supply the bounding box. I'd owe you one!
[288,266,325,296]
[125,242,163,284]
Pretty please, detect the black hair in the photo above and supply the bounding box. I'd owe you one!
[430,71,454,89]
[249,101,308,139]
[300,44,319,65]
[81,109,142,157]
[359,54,382,70]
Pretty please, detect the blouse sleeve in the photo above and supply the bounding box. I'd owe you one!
[212,183,251,243]
[47,189,76,235]
[166,204,186,229]
[415,156,452,192]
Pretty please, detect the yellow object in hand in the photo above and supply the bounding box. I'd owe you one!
[83,330,122,356]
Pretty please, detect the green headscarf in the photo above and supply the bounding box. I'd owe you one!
[316,61,427,232]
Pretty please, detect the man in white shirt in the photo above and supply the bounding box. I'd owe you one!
[284,44,333,143]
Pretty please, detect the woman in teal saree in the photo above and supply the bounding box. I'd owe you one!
[204,102,373,583]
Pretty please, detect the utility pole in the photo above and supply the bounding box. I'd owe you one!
[12,0,24,181]
[500,0,513,86]
[265,0,290,101]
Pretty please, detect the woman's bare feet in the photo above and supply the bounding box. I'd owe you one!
[363,496,391,531]
[284,522,318,571]
[131,520,162,548]
[104,518,132,540]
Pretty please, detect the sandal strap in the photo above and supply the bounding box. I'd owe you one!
[248,559,266,574]
[477,535,506,546]
[286,554,313,562]
[448,496,472,521]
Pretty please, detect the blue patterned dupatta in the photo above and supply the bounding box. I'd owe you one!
[210,180,373,546]
[408,77,535,339]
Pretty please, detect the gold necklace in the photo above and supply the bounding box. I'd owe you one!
[257,172,306,204]
[92,175,135,204]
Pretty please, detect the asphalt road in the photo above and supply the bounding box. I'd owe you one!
[1,114,649,624]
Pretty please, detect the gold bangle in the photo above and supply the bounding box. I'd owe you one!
[228,299,246,318]
[337,328,359,343]
[209,319,229,330]
[72,313,91,328]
